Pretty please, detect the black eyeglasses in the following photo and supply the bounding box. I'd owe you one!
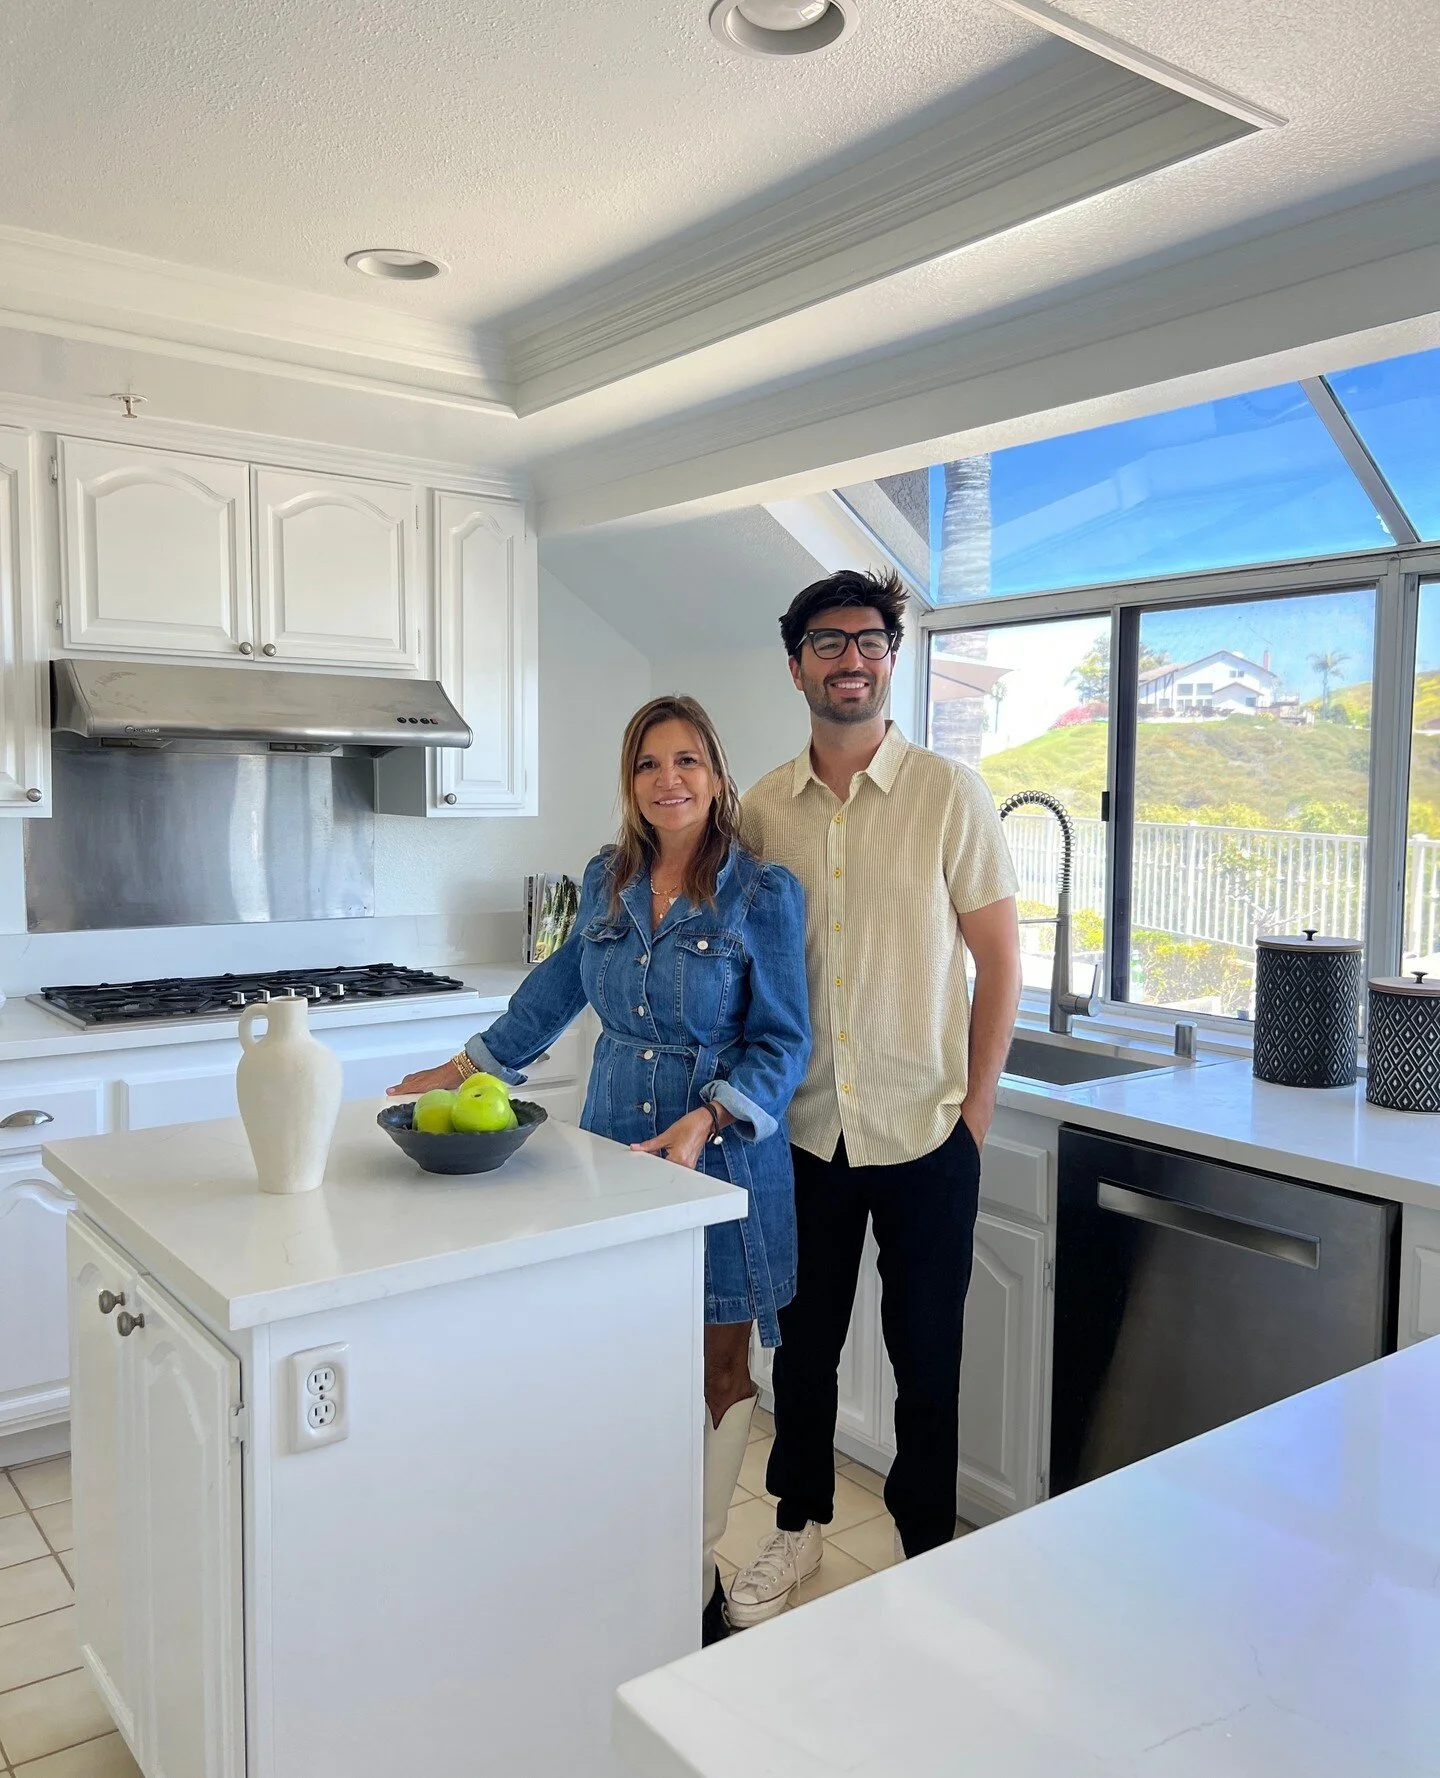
[803,627,896,661]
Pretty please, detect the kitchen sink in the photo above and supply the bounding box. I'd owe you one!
[1002,1034,1175,1087]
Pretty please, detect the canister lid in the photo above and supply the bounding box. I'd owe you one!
[1369,970,1440,997]
[1255,928,1364,954]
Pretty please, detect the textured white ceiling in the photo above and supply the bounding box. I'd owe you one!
[0,0,1045,324]
[538,506,819,655]
[3,0,1440,527]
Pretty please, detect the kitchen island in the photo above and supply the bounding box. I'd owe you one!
[616,1333,1440,1777]
[44,1098,745,1778]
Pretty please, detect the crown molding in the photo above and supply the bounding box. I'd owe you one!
[985,0,1286,130]
[0,387,530,502]
[506,51,1254,414]
[533,177,1440,532]
[0,223,514,414]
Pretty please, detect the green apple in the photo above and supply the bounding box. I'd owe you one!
[452,1089,518,1133]
[458,1072,511,1102]
[413,1089,457,1134]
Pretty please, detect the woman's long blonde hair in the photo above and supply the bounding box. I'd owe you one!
[608,695,742,916]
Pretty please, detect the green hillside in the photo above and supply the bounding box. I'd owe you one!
[1330,668,1440,730]
[979,712,1440,833]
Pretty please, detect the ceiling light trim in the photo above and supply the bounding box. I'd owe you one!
[709,0,856,58]
[985,0,1286,131]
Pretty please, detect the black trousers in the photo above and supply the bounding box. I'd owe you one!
[766,1118,981,1557]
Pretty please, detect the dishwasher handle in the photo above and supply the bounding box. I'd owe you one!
[1096,1180,1320,1270]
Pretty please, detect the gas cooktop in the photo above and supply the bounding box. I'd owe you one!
[33,964,468,1029]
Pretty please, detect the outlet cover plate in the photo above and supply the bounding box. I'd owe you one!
[288,1343,349,1452]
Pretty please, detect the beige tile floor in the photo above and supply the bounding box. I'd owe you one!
[0,1456,139,1778]
[0,1416,969,1772]
[717,1408,973,1615]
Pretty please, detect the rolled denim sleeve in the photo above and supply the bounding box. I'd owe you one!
[700,864,811,1142]
[465,855,608,1081]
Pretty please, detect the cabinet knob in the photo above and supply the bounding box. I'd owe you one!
[98,1290,125,1316]
[25,788,42,804]
[444,792,458,805]
[238,641,254,656]
[115,1310,145,1338]
[1,1108,54,1127]
[262,643,277,657]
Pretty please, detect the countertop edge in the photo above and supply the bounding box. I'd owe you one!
[51,1156,747,1333]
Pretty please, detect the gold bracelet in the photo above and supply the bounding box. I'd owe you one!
[452,1050,478,1081]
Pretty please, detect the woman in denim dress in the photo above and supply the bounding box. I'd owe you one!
[390,695,810,1644]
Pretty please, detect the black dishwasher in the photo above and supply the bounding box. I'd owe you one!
[1051,1127,1398,1494]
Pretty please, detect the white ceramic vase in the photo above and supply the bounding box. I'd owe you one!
[236,996,342,1195]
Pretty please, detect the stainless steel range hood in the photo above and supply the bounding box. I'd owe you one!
[51,658,471,754]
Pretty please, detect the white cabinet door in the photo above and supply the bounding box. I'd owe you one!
[434,493,537,814]
[956,1212,1049,1519]
[254,466,417,669]
[68,1215,138,1749]
[59,438,252,659]
[0,430,48,814]
[130,1274,244,1778]
[0,1169,73,1436]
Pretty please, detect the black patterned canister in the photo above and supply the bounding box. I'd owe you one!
[1366,973,1440,1112]
[1253,930,1364,1088]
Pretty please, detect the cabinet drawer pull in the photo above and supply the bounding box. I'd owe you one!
[26,788,43,804]
[1,1109,55,1128]
[262,643,277,657]
[115,1310,145,1337]
[238,641,254,656]
[98,1290,125,1316]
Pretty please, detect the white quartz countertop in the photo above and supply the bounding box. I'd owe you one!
[995,1046,1440,1208]
[44,1098,745,1330]
[0,964,524,1062]
[616,1336,1440,1778]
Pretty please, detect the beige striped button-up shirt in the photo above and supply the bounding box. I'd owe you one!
[741,723,1018,1168]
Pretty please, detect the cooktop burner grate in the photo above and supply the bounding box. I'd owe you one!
[35,964,467,1027]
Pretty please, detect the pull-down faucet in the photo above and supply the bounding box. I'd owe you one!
[998,791,1100,1037]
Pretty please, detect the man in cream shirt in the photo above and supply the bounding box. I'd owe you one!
[728,567,1022,1624]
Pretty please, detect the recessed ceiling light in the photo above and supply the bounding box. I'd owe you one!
[709,0,855,57]
[344,249,446,281]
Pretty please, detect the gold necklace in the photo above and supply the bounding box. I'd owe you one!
[650,876,682,909]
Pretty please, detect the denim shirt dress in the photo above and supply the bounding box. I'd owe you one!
[467,845,811,1345]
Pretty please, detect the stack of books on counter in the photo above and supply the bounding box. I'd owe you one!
[524,874,580,964]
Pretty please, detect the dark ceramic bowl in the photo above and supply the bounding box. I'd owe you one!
[377,1099,547,1176]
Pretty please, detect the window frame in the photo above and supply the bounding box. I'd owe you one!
[917,542,1440,1038]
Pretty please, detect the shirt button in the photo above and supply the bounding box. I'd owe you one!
[697,940,709,952]
[642,1049,655,1060]
[842,1083,853,1094]
[834,868,842,879]
[838,1032,848,1042]
[834,814,843,825]
[835,976,843,987]
[642,1101,653,1113]
[833,922,841,932]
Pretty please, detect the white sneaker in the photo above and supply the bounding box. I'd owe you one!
[726,1522,823,1627]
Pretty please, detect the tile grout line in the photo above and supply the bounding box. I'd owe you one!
[0,1459,91,1771]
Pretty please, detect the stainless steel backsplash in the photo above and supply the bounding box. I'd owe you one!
[25,740,375,931]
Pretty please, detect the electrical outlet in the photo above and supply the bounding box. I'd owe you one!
[288,1344,348,1452]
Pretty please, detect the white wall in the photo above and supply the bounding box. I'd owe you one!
[0,570,649,994]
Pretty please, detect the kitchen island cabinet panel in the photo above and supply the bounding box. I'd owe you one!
[67,1215,244,1778]
[53,1107,741,1778]
[0,1168,73,1436]
[59,437,252,659]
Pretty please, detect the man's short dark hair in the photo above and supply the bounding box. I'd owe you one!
[779,568,908,659]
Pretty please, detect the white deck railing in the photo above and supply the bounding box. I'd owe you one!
[1002,814,1440,960]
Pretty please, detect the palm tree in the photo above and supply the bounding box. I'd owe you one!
[930,457,992,768]
[1309,650,1350,714]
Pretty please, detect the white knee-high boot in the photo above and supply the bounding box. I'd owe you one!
[703,1392,757,1600]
